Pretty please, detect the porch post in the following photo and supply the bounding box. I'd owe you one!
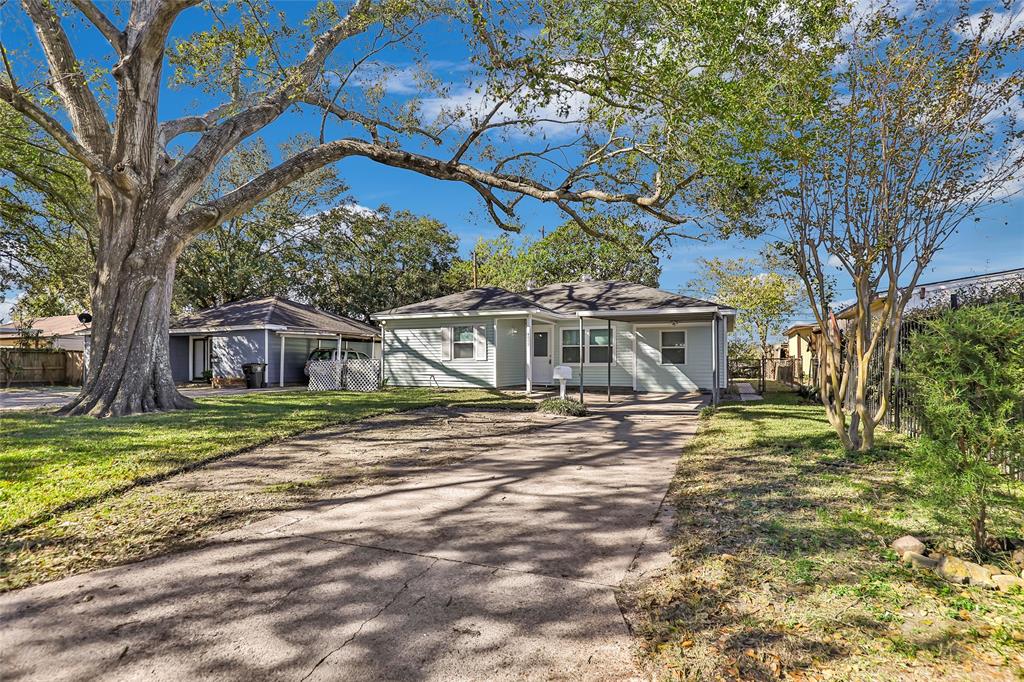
[263,329,269,388]
[279,333,285,387]
[710,316,719,406]
[379,323,386,384]
[188,336,194,381]
[578,316,584,403]
[606,318,611,402]
[632,324,637,392]
[525,315,533,393]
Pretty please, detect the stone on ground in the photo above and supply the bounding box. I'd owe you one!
[993,574,1024,593]
[891,535,926,556]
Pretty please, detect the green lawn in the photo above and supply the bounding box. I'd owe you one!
[0,388,530,535]
[629,390,1024,680]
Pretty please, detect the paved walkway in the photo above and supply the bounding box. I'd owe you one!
[0,394,702,681]
[735,382,765,401]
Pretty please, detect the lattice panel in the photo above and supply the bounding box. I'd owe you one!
[307,360,341,391]
[307,359,381,392]
[342,358,381,392]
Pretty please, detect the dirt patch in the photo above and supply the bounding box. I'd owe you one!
[1,407,560,591]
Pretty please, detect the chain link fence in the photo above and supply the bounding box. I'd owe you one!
[307,358,381,392]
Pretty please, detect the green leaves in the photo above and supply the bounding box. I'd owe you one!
[905,303,1024,550]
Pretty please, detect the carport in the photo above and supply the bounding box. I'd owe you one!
[569,307,733,405]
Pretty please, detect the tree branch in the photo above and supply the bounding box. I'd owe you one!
[20,0,111,154]
[67,0,125,55]
[175,137,685,238]
[0,80,107,175]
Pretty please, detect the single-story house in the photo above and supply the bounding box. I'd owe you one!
[371,279,735,397]
[83,296,379,386]
[0,315,89,350]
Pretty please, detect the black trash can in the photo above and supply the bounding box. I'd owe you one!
[241,362,267,389]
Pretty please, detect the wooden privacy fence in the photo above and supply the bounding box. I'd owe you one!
[0,349,84,387]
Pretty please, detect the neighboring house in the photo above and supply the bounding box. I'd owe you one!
[782,322,816,382]
[371,280,734,396]
[82,296,379,386]
[0,315,88,351]
[836,266,1024,320]
[782,266,1024,385]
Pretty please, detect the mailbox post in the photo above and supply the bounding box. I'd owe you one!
[553,365,573,399]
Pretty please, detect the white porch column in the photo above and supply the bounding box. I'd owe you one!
[710,316,719,405]
[188,336,194,380]
[525,315,533,393]
[279,333,286,387]
[632,324,637,392]
[379,322,386,383]
[578,316,584,403]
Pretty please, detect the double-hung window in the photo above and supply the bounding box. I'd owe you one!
[561,329,581,364]
[561,328,614,364]
[588,328,612,364]
[452,325,475,359]
[661,330,686,364]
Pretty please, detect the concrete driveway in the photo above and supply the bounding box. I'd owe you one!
[0,394,702,681]
[0,385,297,411]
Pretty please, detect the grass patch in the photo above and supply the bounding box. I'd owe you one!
[629,388,1024,680]
[536,397,588,417]
[0,387,531,534]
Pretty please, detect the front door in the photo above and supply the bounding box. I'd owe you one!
[192,337,208,379]
[530,326,554,384]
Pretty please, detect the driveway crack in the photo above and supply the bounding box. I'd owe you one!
[299,558,438,681]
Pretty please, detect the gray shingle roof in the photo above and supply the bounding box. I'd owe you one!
[374,280,729,317]
[173,296,378,337]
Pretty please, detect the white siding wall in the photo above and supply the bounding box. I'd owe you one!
[384,318,496,388]
[553,321,634,388]
[495,319,526,387]
[635,323,719,393]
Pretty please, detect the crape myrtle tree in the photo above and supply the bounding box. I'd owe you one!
[0,0,839,416]
[774,2,1024,451]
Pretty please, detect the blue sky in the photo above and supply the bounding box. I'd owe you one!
[1,1,1022,324]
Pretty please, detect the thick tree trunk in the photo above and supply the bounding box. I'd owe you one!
[60,205,193,417]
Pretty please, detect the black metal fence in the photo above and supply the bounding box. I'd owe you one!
[857,290,1024,481]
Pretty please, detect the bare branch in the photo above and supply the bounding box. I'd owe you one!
[0,79,107,175]
[20,0,111,154]
[66,0,125,55]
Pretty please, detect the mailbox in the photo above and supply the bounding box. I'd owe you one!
[552,365,572,398]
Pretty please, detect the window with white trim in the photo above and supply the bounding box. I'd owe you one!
[561,329,581,363]
[588,328,612,364]
[660,330,686,364]
[452,325,475,359]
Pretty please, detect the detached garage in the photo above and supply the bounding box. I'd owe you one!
[84,296,380,387]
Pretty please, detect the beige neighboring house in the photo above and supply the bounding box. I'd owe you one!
[0,315,89,351]
[782,322,817,382]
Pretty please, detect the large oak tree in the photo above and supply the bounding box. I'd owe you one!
[0,0,838,416]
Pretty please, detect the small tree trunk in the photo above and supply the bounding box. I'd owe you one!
[60,207,194,418]
[973,493,988,553]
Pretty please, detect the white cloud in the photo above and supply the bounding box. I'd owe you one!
[419,85,590,140]
[956,8,1024,41]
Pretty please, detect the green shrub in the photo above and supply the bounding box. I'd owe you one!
[537,397,588,417]
[904,303,1024,552]
[699,406,716,420]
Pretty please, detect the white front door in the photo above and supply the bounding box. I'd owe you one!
[531,326,554,384]
[192,338,208,379]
